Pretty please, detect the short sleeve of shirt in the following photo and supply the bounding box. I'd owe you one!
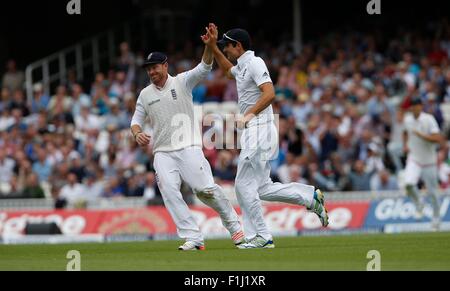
[230,66,238,78]
[249,57,272,87]
[403,115,412,132]
[130,93,147,127]
[427,115,440,134]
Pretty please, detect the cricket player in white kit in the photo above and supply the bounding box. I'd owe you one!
[130,39,245,250]
[203,24,329,249]
[403,97,443,230]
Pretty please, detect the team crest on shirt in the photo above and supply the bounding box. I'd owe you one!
[171,89,177,100]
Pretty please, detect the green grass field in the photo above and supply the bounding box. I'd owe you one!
[1,232,450,271]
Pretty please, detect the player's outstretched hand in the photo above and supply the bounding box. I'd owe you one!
[135,132,151,147]
[201,27,211,45]
[202,23,218,48]
[208,23,219,41]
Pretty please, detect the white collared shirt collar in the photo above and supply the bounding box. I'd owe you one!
[237,50,255,69]
[155,75,172,91]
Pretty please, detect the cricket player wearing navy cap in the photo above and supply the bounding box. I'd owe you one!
[131,31,244,251]
[403,97,443,230]
[203,23,329,249]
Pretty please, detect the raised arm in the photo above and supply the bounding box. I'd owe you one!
[204,23,235,79]
[181,33,214,93]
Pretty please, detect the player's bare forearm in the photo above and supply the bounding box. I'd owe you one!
[202,46,214,66]
[245,83,276,119]
[211,45,234,79]
[131,125,143,137]
[414,131,442,143]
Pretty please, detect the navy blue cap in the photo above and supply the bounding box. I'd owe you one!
[410,97,423,106]
[218,28,251,49]
[142,52,168,68]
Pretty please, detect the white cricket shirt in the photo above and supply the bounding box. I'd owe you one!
[404,112,440,165]
[230,50,274,127]
[131,61,212,153]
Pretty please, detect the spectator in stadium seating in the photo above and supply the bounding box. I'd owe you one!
[57,172,86,206]
[319,112,340,163]
[276,152,296,184]
[102,176,125,198]
[365,142,386,174]
[213,150,236,183]
[117,42,136,74]
[370,169,399,192]
[125,174,144,197]
[0,87,11,111]
[91,86,111,115]
[21,173,45,199]
[47,85,72,115]
[109,70,132,99]
[48,161,70,194]
[16,154,33,188]
[32,147,53,182]
[192,80,207,104]
[90,72,108,97]
[428,40,448,65]
[8,108,28,132]
[307,162,339,192]
[2,59,24,92]
[0,148,15,184]
[353,128,373,162]
[75,104,102,134]
[348,160,373,191]
[45,141,64,167]
[366,83,394,121]
[83,172,104,200]
[288,164,309,185]
[103,98,129,130]
[223,79,238,102]
[115,138,139,171]
[30,83,50,114]
[49,102,75,132]
[69,156,87,182]
[8,89,30,117]
[292,93,313,127]
[0,107,14,132]
[438,148,450,189]
[424,92,444,128]
[1,176,22,198]
[71,83,91,117]
[204,69,227,102]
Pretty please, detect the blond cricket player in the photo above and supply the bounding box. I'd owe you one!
[130,33,244,250]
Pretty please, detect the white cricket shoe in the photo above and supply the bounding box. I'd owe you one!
[308,189,329,227]
[431,217,441,232]
[236,235,275,249]
[178,241,205,251]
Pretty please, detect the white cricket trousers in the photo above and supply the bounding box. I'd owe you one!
[235,122,315,241]
[404,158,440,217]
[153,146,241,244]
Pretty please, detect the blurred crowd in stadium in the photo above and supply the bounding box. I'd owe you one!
[1,23,450,208]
